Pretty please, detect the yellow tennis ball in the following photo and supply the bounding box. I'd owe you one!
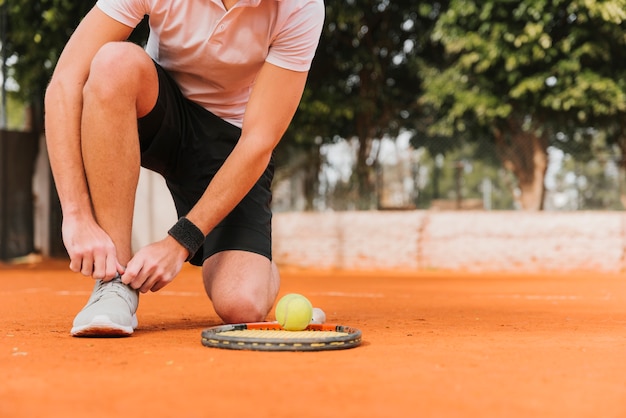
[275,293,313,331]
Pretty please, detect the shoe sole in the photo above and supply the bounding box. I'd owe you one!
[71,314,137,338]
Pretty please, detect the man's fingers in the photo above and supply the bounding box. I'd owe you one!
[92,255,107,281]
[80,257,94,277]
[121,243,180,293]
[69,258,81,273]
[121,259,146,289]
[116,262,126,277]
[140,277,155,294]
[102,254,120,281]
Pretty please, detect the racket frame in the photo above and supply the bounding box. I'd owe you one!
[201,322,362,352]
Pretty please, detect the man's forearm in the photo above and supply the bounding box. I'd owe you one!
[44,79,93,219]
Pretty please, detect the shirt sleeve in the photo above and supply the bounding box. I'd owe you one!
[266,0,325,72]
[96,0,149,28]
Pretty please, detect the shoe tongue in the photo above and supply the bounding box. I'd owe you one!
[94,279,136,305]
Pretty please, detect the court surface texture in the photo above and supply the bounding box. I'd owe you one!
[1,260,625,418]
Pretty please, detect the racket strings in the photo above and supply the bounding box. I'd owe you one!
[219,330,348,339]
[201,323,362,351]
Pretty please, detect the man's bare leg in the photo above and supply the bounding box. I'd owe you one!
[203,251,280,324]
[81,42,159,267]
[71,42,158,337]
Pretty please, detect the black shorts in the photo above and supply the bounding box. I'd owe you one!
[137,62,273,266]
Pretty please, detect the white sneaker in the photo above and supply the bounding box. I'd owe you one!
[71,275,139,337]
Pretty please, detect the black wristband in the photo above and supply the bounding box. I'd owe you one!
[168,217,205,261]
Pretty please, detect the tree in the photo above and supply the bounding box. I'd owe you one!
[2,0,96,130]
[287,1,445,209]
[419,0,626,210]
[3,0,148,131]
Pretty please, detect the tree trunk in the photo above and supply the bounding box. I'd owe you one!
[353,136,376,209]
[494,117,548,210]
[302,144,321,211]
[615,120,626,209]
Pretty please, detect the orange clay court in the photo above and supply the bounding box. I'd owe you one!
[1,259,625,418]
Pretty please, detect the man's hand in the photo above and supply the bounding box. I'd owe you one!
[63,216,124,281]
[121,236,188,293]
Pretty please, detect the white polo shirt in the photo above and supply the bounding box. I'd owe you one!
[96,0,325,127]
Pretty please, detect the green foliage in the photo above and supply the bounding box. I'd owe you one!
[2,0,147,107]
[6,1,626,209]
[412,0,626,210]
[3,93,26,129]
[2,0,96,101]
[420,0,626,138]
[289,1,444,144]
[284,1,449,208]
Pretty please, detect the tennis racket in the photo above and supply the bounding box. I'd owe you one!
[201,322,362,352]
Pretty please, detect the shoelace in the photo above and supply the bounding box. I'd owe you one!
[91,275,137,307]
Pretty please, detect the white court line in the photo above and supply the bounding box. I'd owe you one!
[0,288,57,296]
[0,288,201,297]
[311,291,385,298]
[157,291,202,297]
[489,294,580,301]
[56,290,91,296]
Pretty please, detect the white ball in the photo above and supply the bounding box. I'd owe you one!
[310,307,326,324]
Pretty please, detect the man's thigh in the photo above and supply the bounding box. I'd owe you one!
[202,251,274,296]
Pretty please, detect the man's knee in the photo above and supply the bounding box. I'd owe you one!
[212,293,268,324]
[83,42,153,102]
[203,252,279,324]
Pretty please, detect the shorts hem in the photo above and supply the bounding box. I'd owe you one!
[188,225,272,266]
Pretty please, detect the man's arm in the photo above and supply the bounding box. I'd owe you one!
[186,62,308,235]
[45,7,133,277]
[123,62,309,291]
